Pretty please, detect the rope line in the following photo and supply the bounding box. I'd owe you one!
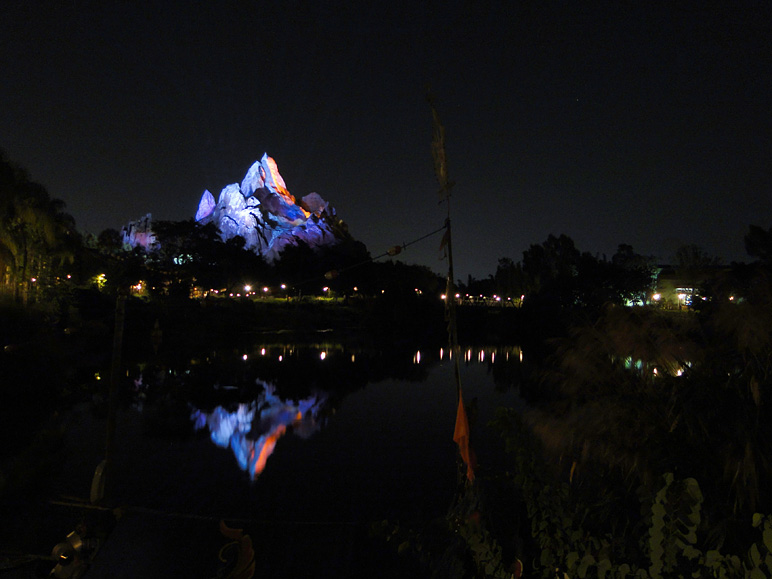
[292,221,448,288]
[338,222,447,274]
[48,499,361,527]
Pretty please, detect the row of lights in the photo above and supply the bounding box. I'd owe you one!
[243,349,330,362]
[28,275,742,307]
[241,346,524,366]
[32,274,73,283]
[440,293,525,303]
[242,347,689,379]
[651,293,735,303]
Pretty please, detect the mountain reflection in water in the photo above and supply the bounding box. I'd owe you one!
[184,344,523,482]
[190,382,325,479]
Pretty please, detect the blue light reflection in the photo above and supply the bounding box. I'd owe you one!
[191,382,325,479]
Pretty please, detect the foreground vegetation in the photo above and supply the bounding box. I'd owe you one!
[368,238,772,577]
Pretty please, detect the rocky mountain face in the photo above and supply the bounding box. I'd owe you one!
[194,153,344,262]
[122,153,347,261]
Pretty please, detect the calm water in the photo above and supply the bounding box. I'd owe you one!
[57,345,524,525]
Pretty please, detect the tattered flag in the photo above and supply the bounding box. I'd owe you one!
[428,94,452,202]
[453,388,476,482]
[438,227,450,259]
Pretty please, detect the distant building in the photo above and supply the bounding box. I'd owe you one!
[650,265,730,309]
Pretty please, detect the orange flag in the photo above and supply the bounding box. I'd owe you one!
[453,389,476,482]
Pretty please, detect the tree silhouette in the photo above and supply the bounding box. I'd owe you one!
[610,244,656,305]
[0,151,77,302]
[745,224,772,265]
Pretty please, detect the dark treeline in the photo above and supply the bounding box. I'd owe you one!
[465,234,656,308]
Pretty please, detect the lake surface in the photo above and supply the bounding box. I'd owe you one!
[56,344,524,526]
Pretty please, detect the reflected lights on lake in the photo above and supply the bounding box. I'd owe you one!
[190,382,325,479]
[188,344,522,480]
[234,344,522,367]
[436,345,521,365]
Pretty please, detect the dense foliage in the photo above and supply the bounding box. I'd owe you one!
[0,150,80,304]
[472,241,772,577]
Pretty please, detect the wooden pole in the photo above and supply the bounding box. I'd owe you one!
[92,292,126,504]
[445,217,462,397]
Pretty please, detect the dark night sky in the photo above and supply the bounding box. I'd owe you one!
[2,1,770,279]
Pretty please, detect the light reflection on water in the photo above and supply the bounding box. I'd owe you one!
[234,344,523,365]
[190,383,326,480]
[187,345,524,484]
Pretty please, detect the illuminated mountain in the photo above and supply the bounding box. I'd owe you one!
[194,153,346,263]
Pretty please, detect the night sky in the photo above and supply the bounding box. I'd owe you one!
[2,2,770,279]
